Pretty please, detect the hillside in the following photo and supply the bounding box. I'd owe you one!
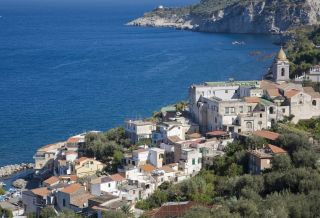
[127,0,320,34]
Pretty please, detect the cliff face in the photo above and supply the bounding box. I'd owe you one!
[127,0,320,34]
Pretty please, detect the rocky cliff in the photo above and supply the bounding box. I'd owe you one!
[127,0,320,34]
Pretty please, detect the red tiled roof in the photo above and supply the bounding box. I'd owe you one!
[267,144,287,154]
[43,176,59,185]
[167,135,182,143]
[76,157,90,163]
[244,97,261,103]
[59,175,78,181]
[206,131,228,137]
[146,201,196,218]
[284,89,300,98]
[253,130,280,141]
[267,88,281,97]
[110,173,125,182]
[60,183,83,194]
[32,187,50,197]
[67,137,80,143]
[140,164,156,173]
[188,133,202,139]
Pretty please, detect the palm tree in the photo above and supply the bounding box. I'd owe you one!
[120,204,133,217]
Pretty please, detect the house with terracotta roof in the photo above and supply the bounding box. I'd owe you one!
[22,187,53,214]
[43,176,60,187]
[56,183,93,212]
[74,157,105,178]
[248,144,287,174]
[145,201,198,218]
[252,130,280,142]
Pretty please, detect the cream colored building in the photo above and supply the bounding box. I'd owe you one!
[74,157,105,178]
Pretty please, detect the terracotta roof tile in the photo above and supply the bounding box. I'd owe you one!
[253,130,280,141]
[206,131,228,137]
[146,201,196,218]
[140,164,156,173]
[167,135,182,143]
[244,97,261,103]
[188,133,202,139]
[31,187,50,197]
[110,173,125,182]
[43,176,59,185]
[67,137,80,143]
[60,183,83,194]
[284,89,300,98]
[267,144,287,154]
[266,88,281,97]
[59,175,77,181]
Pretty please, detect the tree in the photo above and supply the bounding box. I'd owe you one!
[120,204,133,217]
[182,206,212,218]
[40,206,56,218]
[292,149,317,168]
[59,210,83,218]
[272,154,292,172]
[0,205,13,218]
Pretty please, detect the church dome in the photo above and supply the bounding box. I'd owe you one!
[277,47,288,61]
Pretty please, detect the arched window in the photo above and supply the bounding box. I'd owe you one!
[269,107,274,114]
[312,100,317,106]
[281,68,285,76]
[246,122,253,129]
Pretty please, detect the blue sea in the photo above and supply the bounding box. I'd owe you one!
[0,0,278,167]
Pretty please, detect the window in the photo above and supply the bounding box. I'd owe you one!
[192,158,196,165]
[281,68,285,76]
[269,107,274,114]
[282,108,286,113]
[108,183,111,188]
[312,100,317,106]
[225,107,230,114]
[230,107,235,113]
[239,106,243,113]
[260,113,262,118]
[246,122,253,129]
[63,199,66,207]
[225,90,228,93]
[248,106,252,112]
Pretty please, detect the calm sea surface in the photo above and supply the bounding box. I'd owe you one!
[0,0,278,166]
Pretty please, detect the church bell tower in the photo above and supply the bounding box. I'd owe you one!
[273,47,290,83]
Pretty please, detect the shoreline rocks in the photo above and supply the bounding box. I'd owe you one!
[12,178,27,189]
[0,163,34,178]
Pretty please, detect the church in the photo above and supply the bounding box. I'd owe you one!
[189,47,320,134]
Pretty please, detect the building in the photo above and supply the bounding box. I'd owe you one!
[179,148,202,176]
[145,201,198,218]
[272,47,290,83]
[22,187,53,214]
[149,148,165,168]
[295,65,320,82]
[56,183,93,212]
[125,120,156,144]
[126,149,149,167]
[33,142,65,178]
[248,144,287,174]
[90,176,119,196]
[74,157,105,178]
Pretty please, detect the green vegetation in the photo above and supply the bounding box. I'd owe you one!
[40,207,56,218]
[0,205,13,218]
[287,25,320,79]
[136,125,320,217]
[0,187,5,195]
[83,127,130,173]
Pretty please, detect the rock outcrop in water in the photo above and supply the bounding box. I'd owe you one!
[0,163,34,178]
[127,0,320,34]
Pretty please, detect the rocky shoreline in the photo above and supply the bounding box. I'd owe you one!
[0,163,34,178]
[128,0,320,35]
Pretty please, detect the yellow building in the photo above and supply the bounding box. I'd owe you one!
[74,157,105,178]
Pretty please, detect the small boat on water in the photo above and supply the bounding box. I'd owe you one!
[232,41,245,45]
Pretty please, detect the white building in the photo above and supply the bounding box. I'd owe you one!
[149,148,165,168]
[179,148,202,176]
[125,120,156,144]
[90,176,118,196]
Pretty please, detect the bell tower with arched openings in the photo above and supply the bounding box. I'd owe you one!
[273,47,290,83]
